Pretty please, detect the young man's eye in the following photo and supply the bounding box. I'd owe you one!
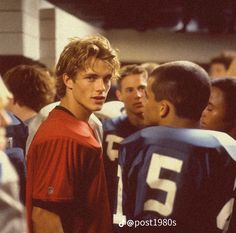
[206,105,213,111]
[138,86,146,92]
[126,88,133,93]
[104,76,112,84]
[86,76,97,81]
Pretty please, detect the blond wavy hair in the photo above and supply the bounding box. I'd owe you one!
[55,35,120,98]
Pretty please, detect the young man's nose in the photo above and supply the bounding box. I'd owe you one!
[135,89,144,98]
[95,79,106,92]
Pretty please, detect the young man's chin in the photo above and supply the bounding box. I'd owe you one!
[91,105,103,112]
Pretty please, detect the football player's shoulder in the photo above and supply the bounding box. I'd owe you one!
[103,115,126,132]
[33,114,100,149]
[183,128,236,150]
[121,126,233,149]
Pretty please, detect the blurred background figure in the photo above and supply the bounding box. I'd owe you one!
[208,51,236,79]
[2,64,56,156]
[201,78,236,139]
[3,64,56,126]
[200,77,236,232]
[177,0,203,33]
[0,77,25,232]
[140,62,159,77]
[2,64,56,204]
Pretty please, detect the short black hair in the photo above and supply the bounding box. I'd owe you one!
[211,78,236,122]
[150,61,210,120]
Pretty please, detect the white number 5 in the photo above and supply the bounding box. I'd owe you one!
[144,153,183,216]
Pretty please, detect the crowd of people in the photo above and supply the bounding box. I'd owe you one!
[0,34,236,233]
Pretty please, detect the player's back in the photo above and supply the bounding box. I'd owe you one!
[116,126,236,233]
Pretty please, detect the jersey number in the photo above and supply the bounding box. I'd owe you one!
[113,165,126,224]
[105,134,123,161]
[144,153,183,216]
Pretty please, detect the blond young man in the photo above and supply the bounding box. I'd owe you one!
[26,35,120,233]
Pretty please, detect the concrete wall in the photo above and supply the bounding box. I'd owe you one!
[54,8,103,64]
[0,0,103,69]
[105,29,236,64]
[0,0,40,59]
[1,0,236,69]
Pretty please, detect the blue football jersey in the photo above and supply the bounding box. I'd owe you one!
[5,147,26,203]
[6,112,28,153]
[103,115,141,209]
[115,126,236,233]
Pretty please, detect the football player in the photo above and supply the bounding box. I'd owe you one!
[103,64,148,210]
[115,61,236,233]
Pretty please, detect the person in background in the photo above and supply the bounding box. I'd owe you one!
[209,53,236,79]
[103,64,148,212]
[140,62,159,77]
[26,35,120,233]
[2,65,55,203]
[200,78,236,233]
[115,61,236,233]
[201,78,236,139]
[3,64,56,126]
[0,77,25,232]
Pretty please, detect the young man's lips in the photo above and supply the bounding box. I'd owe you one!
[92,96,106,100]
[134,102,144,107]
[200,121,206,127]
[91,96,106,104]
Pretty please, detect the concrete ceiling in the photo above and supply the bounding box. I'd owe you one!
[47,0,235,33]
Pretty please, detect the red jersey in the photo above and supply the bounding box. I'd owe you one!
[26,107,111,233]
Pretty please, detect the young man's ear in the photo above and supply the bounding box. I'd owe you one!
[63,74,73,90]
[159,100,170,118]
[228,118,236,138]
[116,89,123,101]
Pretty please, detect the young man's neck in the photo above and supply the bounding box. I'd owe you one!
[9,104,37,122]
[127,111,144,128]
[163,116,200,129]
[60,97,91,122]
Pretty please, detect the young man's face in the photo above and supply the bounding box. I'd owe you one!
[209,63,227,79]
[200,87,228,132]
[69,59,112,113]
[143,78,161,126]
[116,74,147,117]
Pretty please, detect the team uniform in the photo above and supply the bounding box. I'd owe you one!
[6,111,28,153]
[103,115,140,209]
[5,112,27,203]
[115,126,236,233]
[26,101,103,154]
[26,106,111,233]
[5,147,26,203]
